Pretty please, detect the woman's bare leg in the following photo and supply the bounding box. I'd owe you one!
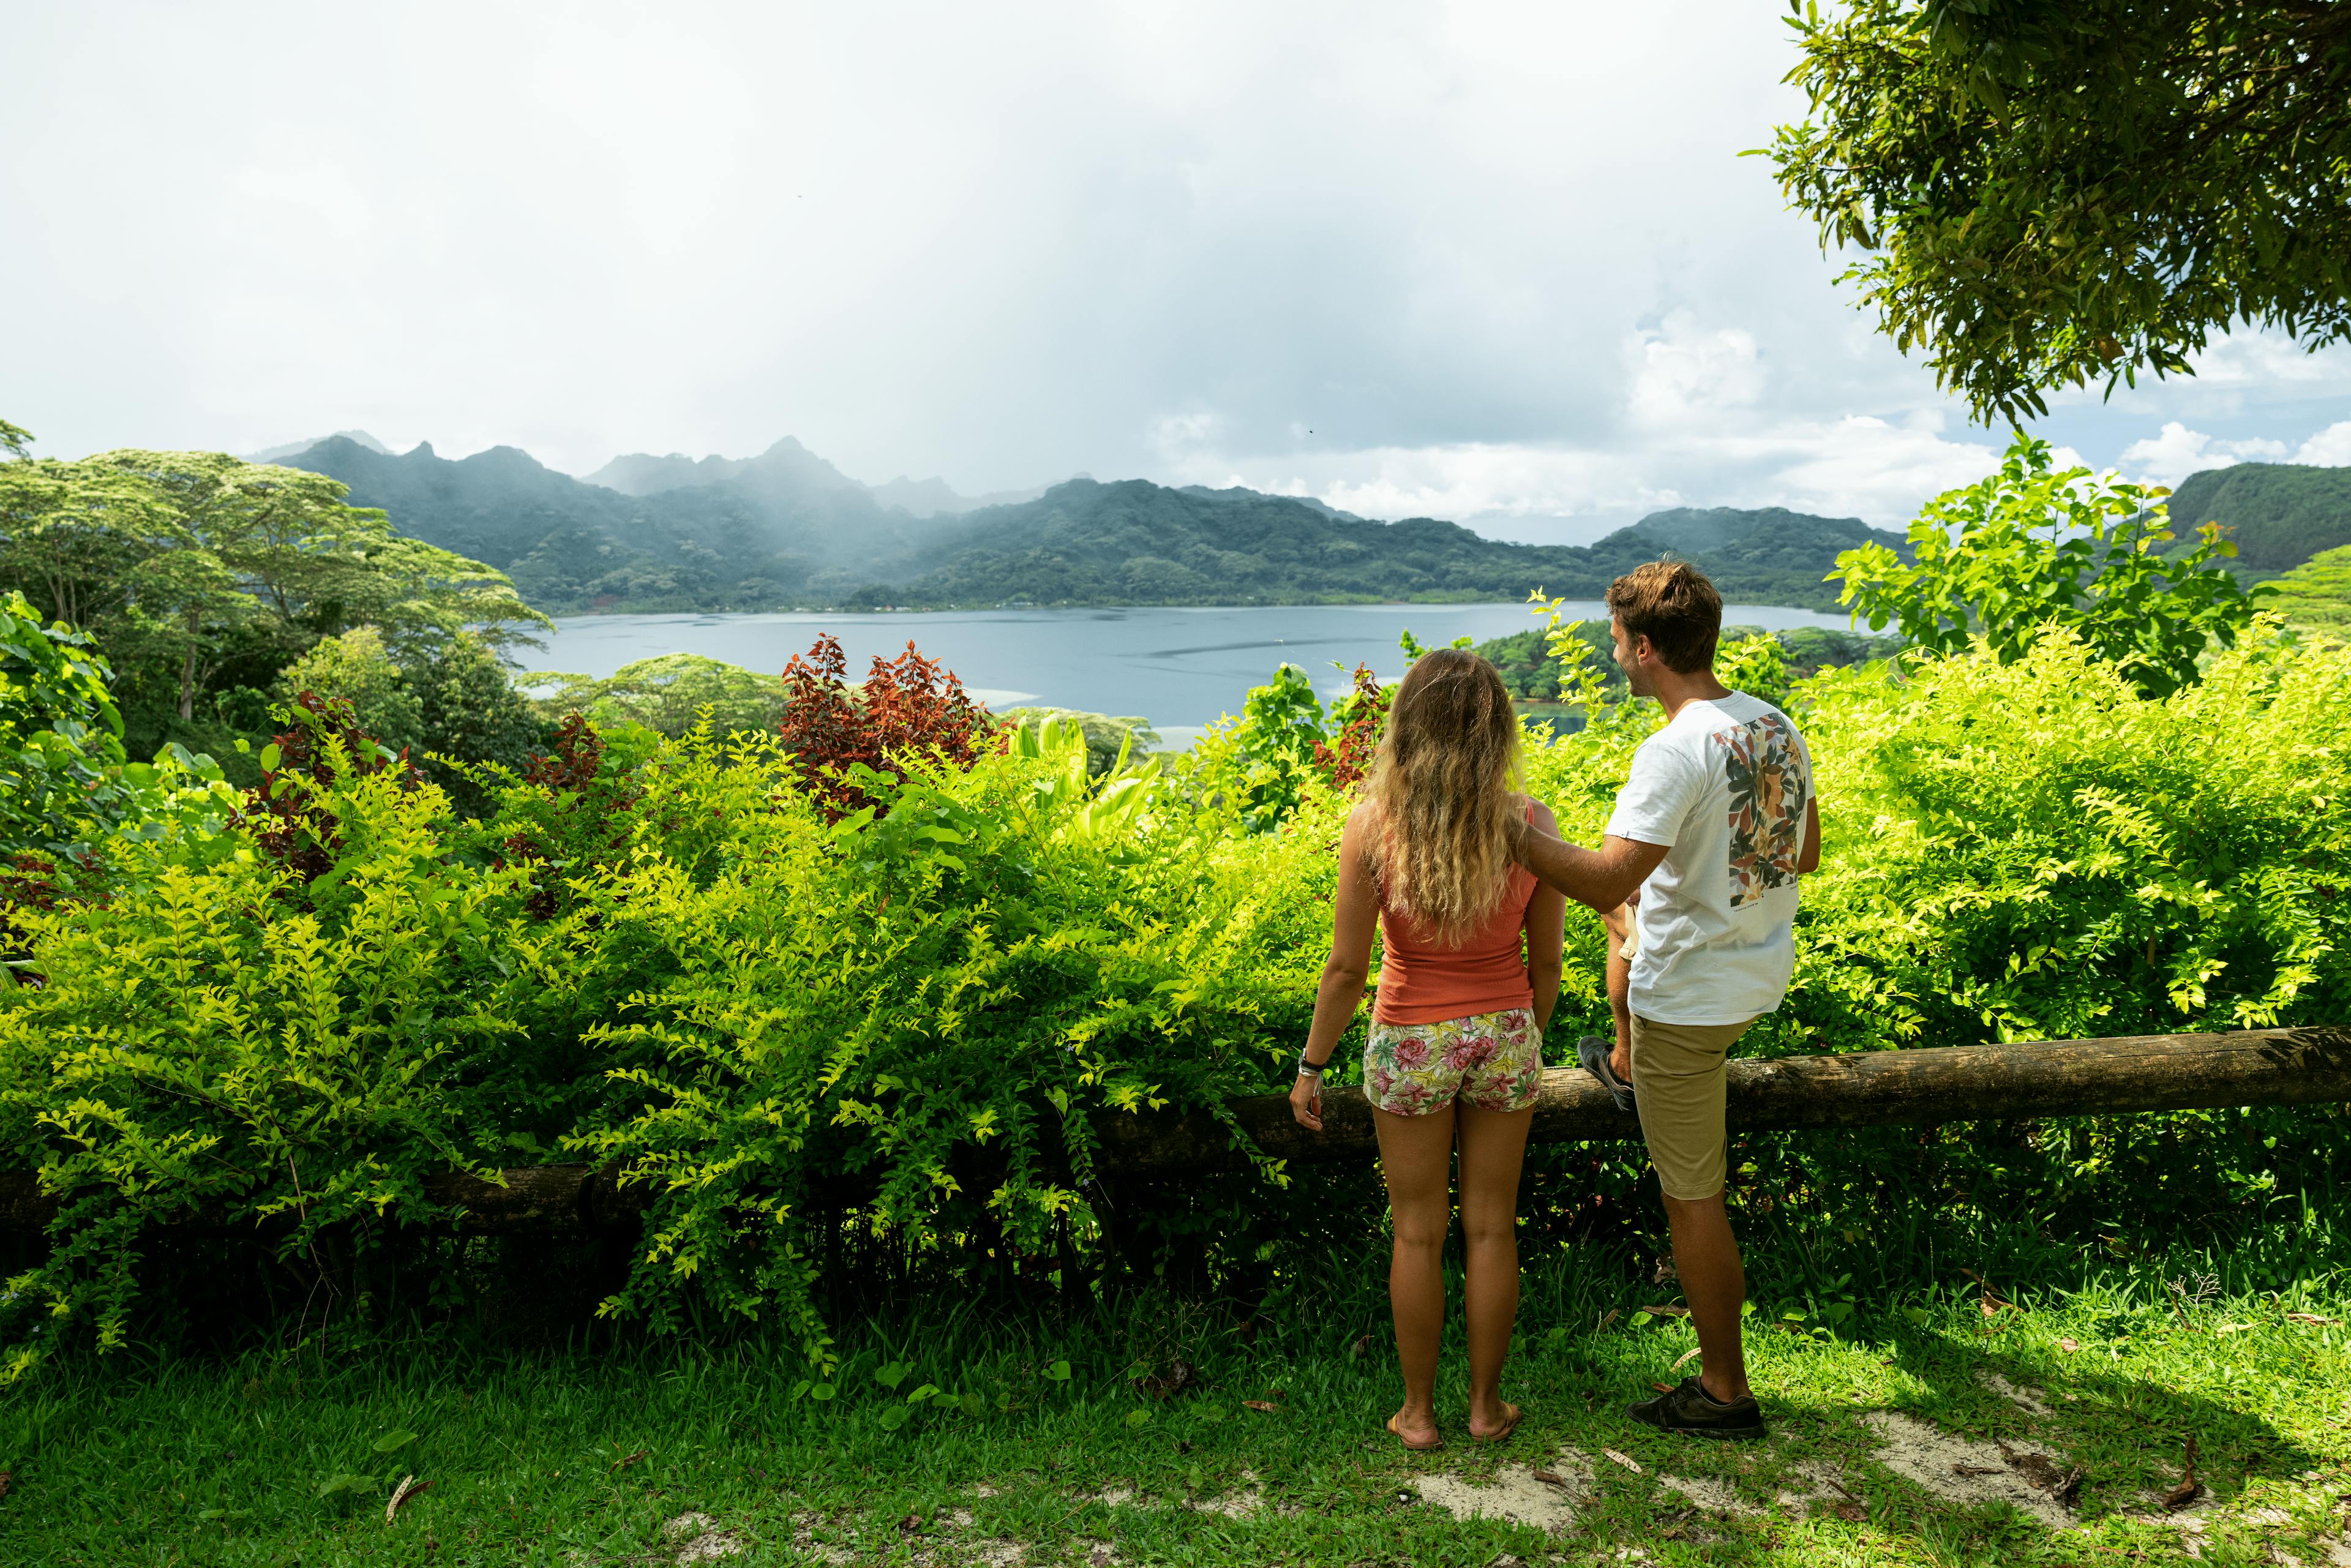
[1455,1100,1535,1435]
[1373,1102,1457,1446]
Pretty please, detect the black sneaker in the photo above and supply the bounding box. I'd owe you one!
[1627,1377,1767,1440]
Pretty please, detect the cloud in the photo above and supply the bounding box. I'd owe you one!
[2118,422,2290,487]
[0,0,2336,536]
[2297,421,2351,467]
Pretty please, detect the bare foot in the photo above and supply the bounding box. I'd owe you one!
[1386,1410,1442,1451]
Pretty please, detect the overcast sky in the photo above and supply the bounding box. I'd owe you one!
[7,1,2348,543]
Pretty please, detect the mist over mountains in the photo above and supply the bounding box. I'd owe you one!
[265,431,1923,615]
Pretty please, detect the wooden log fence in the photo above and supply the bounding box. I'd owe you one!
[2,1026,2345,1237]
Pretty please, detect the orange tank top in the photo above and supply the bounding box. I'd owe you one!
[1372,803,1539,1026]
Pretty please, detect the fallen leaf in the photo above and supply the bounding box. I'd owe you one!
[1670,1348,1702,1371]
[2162,1435,2201,1512]
[1349,1334,1372,1360]
[2287,1313,2340,1326]
[1954,1464,2003,1477]
[0,1471,10,1500]
[1531,1469,1573,1489]
[1640,1305,1690,1318]
[1603,1449,1643,1474]
[384,1475,432,1524]
[610,1450,648,1472]
[2058,1337,2081,1352]
[1241,1400,1278,1414]
[1595,1308,1621,1332]
[898,1514,923,1532]
[1650,1381,1674,1394]
[1090,1548,1114,1568]
[1831,1499,1866,1522]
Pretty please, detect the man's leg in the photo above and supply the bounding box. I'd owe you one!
[1373,1102,1458,1447]
[1661,1190,1750,1403]
[1627,1014,1763,1433]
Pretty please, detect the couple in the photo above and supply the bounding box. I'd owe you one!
[1288,561,1820,1449]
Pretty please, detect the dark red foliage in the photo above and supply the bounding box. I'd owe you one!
[0,850,103,984]
[1313,663,1389,789]
[776,636,991,819]
[495,714,637,920]
[238,692,421,886]
[521,714,607,797]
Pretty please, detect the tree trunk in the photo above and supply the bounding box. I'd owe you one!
[2,1027,2344,1237]
[178,610,199,722]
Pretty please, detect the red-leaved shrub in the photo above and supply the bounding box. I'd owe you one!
[1313,662,1389,789]
[239,692,422,887]
[776,636,991,819]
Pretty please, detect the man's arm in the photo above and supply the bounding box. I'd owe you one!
[1510,819,1670,912]
[1796,797,1821,875]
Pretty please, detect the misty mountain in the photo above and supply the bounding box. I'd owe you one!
[2166,463,2351,575]
[277,435,956,613]
[585,437,866,499]
[272,432,1905,615]
[248,429,391,463]
[869,474,1054,517]
[863,479,1902,612]
[591,440,1056,518]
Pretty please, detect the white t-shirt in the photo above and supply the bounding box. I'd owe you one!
[1604,690,1814,1026]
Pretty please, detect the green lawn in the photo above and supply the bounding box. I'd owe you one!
[6,1259,2346,1567]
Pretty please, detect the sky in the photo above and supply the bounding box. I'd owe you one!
[6,1,2348,546]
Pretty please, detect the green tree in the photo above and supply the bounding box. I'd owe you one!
[526,653,787,740]
[0,591,127,858]
[1831,432,2265,698]
[1762,1,2351,422]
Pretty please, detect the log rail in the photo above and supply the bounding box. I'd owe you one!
[2,1027,2345,1237]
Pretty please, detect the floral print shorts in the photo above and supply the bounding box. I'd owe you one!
[1362,1008,1545,1117]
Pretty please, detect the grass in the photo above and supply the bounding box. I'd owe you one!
[4,1240,2347,1567]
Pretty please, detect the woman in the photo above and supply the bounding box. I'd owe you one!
[1289,650,1566,1450]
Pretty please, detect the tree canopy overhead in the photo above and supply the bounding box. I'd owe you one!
[1763,0,2351,422]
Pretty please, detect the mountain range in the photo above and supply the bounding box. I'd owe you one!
[258,430,2350,617]
[269,433,1913,614]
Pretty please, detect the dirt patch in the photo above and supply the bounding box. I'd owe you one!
[1861,1411,2075,1528]
[1979,1371,2055,1416]
[1412,1449,1593,1532]
[662,1512,746,1562]
[1185,1469,1264,1518]
[1660,1472,1761,1517]
[786,1509,857,1566]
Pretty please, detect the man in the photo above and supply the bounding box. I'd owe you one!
[1510,561,1820,1439]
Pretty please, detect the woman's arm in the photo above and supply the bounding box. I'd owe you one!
[1795,797,1821,875]
[1522,801,1567,1035]
[1289,805,1381,1131]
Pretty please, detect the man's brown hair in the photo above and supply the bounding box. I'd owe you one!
[1605,560,1723,674]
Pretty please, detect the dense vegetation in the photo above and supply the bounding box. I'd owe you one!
[4,431,2346,1390]
[0,430,552,779]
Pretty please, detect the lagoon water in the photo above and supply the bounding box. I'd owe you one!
[530,602,1859,746]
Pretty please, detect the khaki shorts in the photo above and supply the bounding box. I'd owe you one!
[1629,1013,1755,1201]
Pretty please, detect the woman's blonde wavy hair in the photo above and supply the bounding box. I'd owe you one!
[1360,648,1523,947]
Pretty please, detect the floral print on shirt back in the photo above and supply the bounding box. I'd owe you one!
[1362,1007,1544,1117]
[1711,710,1810,910]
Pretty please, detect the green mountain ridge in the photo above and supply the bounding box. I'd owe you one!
[276,435,1914,615]
[2166,462,2351,575]
[869,480,1905,611]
